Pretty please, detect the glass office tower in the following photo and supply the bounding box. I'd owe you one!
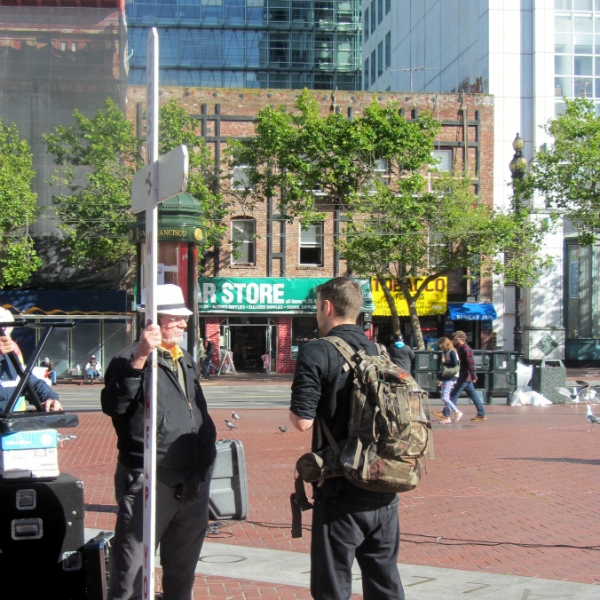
[126,0,361,90]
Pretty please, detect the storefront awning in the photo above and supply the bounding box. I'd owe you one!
[447,303,497,321]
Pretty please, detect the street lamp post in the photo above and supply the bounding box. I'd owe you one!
[509,133,528,358]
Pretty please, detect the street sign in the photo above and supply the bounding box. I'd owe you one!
[131,145,189,214]
[141,27,159,600]
[130,27,187,600]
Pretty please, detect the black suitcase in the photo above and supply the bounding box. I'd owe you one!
[209,439,249,520]
[83,531,114,600]
[0,472,86,598]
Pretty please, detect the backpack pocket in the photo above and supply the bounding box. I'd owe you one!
[296,441,346,483]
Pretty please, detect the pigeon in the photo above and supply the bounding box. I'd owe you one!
[586,404,600,431]
[556,387,575,402]
[279,426,288,433]
[232,411,240,421]
[224,420,237,429]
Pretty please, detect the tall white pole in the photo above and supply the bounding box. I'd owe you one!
[142,26,159,600]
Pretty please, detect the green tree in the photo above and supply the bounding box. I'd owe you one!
[158,100,227,250]
[45,98,226,279]
[0,119,42,288]
[44,98,142,271]
[522,98,600,245]
[231,90,550,348]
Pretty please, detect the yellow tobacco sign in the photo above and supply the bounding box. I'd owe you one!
[371,277,448,316]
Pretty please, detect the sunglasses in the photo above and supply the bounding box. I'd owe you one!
[162,315,189,323]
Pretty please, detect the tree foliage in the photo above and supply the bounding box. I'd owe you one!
[0,119,41,288]
[157,100,227,249]
[522,98,600,245]
[45,98,226,277]
[44,98,142,270]
[231,90,550,348]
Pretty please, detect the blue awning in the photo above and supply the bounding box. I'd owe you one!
[447,303,497,321]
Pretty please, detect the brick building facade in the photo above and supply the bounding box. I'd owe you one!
[126,87,494,373]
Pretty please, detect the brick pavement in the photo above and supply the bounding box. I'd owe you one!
[58,402,600,597]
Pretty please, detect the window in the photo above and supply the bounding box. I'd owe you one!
[371,0,376,34]
[291,316,318,358]
[231,219,256,265]
[364,7,369,41]
[378,0,383,24]
[371,49,376,84]
[269,0,289,23]
[378,40,383,77]
[374,158,389,181]
[364,57,369,89]
[431,149,453,173]
[231,165,252,190]
[428,231,448,270]
[299,223,324,266]
[385,0,391,14]
[385,31,391,68]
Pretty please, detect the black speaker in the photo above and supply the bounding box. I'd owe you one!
[0,472,86,598]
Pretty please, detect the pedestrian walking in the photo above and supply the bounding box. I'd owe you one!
[387,333,414,374]
[434,331,486,422]
[290,277,405,600]
[435,337,462,424]
[101,284,216,600]
[202,339,215,379]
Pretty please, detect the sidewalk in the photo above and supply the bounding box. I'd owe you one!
[53,364,600,389]
[60,400,600,598]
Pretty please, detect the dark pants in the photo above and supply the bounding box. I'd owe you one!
[445,379,486,417]
[311,495,404,600]
[109,462,211,600]
[202,355,214,378]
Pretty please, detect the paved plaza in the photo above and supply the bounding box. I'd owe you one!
[55,376,600,599]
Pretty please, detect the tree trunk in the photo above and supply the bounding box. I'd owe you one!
[399,278,425,350]
[376,275,400,335]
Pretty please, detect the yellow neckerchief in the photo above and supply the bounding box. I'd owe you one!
[162,344,183,362]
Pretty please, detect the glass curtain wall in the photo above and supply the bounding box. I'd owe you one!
[554,0,600,114]
[126,0,361,90]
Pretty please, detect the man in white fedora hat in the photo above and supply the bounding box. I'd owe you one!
[101,284,217,600]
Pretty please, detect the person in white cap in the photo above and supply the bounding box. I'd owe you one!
[101,284,216,600]
[0,307,62,412]
[83,354,102,384]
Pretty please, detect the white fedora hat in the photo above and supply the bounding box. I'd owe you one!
[138,284,193,316]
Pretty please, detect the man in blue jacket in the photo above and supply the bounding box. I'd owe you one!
[0,309,62,412]
[101,285,216,600]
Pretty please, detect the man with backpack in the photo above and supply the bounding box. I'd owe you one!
[289,277,405,600]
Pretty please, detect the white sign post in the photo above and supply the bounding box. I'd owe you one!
[130,27,188,600]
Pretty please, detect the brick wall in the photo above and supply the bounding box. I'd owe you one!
[126,87,494,298]
[126,86,496,353]
[277,317,294,374]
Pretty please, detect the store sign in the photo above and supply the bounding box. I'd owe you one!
[371,277,448,316]
[198,277,330,313]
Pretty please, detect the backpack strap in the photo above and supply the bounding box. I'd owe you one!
[322,335,361,371]
[290,474,313,538]
[321,335,373,472]
[316,417,341,456]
